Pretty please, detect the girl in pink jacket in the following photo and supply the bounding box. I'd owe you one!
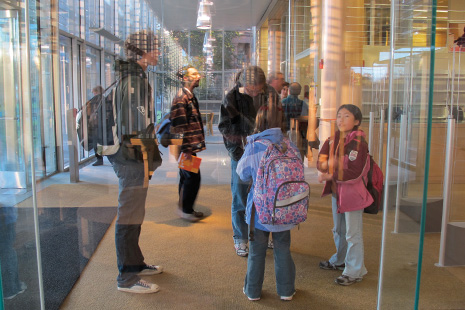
[317,104,372,286]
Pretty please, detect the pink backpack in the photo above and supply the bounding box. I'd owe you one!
[253,138,310,226]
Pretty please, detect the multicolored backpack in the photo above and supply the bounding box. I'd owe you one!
[253,138,310,225]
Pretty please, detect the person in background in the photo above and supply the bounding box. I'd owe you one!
[108,29,163,294]
[267,71,285,95]
[454,26,465,47]
[317,104,372,286]
[237,105,297,302]
[219,66,280,257]
[282,82,304,131]
[281,82,290,99]
[170,66,206,222]
[90,85,104,166]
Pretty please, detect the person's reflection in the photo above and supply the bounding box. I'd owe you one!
[0,203,27,300]
[219,66,282,257]
[90,86,104,166]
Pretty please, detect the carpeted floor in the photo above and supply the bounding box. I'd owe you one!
[57,183,465,310]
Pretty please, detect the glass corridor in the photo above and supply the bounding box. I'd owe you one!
[1,0,465,309]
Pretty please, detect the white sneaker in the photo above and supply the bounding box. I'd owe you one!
[280,291,296,301]
[117,280,160,294]
[138,264,163,276]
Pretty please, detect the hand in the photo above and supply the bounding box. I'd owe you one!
[318,173,332,183]
[184,151,193,161]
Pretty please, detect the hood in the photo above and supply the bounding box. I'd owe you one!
[114,59,146,79]
[246,128,283,144]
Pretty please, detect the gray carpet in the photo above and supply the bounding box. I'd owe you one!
[58,184,465,310]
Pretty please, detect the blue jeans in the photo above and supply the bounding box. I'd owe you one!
[329,195,367,278]
[244,229,295,299]
[0,222,21,297]
[108,149,149,287]
[230,159,248,244]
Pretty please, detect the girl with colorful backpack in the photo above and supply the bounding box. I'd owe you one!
[317,104,373,286]
[236,103,307,301]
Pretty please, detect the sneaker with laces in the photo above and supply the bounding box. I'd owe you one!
[4,282,27,300]
[280,291,296,301]
[335,275,362,286]
[235,243,248,257]
[319,260,345,271]
[117,279,160,293]
[138,264,163,276]
[243,287,260,301]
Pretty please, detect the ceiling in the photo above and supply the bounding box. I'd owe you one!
[147,0,276,31]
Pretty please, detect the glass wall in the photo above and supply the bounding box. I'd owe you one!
[3,0,465,309]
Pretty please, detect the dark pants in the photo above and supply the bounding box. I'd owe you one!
[108,149,148,287]
[178,162,201,214]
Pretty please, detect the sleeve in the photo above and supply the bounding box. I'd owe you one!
[218,97,243,146]
[236,142,266,183]
[170,96,188,134]
[334,137,368,182]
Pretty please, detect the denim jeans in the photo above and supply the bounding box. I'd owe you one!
[0,222,21,297]
[244,228,295,299]
[108,149,149,287]
[329,195,367,278]
[178,160,201,214]
[230,158,248,244]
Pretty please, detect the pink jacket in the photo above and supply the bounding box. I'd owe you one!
[317,130,373,213]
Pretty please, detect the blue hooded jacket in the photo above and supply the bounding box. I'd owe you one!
[236,128,297,232]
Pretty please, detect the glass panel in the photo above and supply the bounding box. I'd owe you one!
[59,36,73,168]
[58,0,79,36]
[85,0,99,45]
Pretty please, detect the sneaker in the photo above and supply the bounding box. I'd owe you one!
[177,208,203,222]
[280,291,296,301]
[92,158,103,166]
[243,287,260,301]
[138,264,163,276]
[4,282,27,300]
[235,243,248,257]
[117,279,160,293]
[319,260,345,271]
[335,275,362,286]
[268,239,274,249]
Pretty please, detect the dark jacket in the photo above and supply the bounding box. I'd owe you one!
[219,84,279,161]
[114,59,153,139]
[317,130,373,213]
[170,88,206,154]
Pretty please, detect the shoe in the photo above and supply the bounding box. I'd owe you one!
[4,282,27,300]
[280,291,296,301]
[335,275,362,286]
[138,264,163,276]
[117,280,160,293]
[319,260,345,271]
[92,158,103,166]
[243,287,260,301]
[177,208,203,222]
[235,243,248,257]
[268,239,274,249]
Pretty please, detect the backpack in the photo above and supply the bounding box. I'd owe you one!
[253,138,310,226]
[156,113,172,148]
[363,155,384,214]
[76,79,120,156]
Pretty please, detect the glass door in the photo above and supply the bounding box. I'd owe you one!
[59,35,73,168]
[0,8,26,189]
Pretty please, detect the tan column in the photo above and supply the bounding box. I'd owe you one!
[268,19,284,74]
